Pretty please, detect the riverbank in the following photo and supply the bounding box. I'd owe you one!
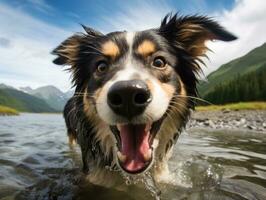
[0,105,19,116]
[188,109,266,132]
[196,102,266,111]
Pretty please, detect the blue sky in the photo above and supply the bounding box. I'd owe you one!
[1,0,235,30]
[0,0,265,91]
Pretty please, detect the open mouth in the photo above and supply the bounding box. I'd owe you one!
[110,119,163,174]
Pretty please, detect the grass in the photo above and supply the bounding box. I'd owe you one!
[196,102,266,111]
[0,105,19,115]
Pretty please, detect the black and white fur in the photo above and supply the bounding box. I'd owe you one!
[52,14,236,188]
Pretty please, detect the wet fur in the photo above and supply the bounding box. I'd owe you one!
[53,14,236,187]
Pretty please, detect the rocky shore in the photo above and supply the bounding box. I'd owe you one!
[187,109,266,133]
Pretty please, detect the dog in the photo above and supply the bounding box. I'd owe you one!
[52,13,236,188]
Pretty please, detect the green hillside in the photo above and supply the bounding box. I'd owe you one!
[203,64,266,104]
[198,42,266,97]
[198,42,266,104]
[0,105,19,115]
[0,88,56,113]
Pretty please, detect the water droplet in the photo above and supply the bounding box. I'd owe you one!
[181,159,224,190]
[142,172,161,200]
[125,177,132,185]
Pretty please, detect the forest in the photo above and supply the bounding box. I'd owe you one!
[202,64,266,104]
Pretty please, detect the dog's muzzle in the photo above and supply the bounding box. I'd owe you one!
[107,80,158,174]
[107,80,152,119]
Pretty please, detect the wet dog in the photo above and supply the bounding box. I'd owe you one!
[53,14,236,187]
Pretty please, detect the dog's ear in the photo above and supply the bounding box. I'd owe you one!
[52,25,103,66]
[52,34,84,66]
[159,14,237,57]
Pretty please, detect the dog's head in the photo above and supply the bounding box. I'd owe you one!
[53,14,236,174]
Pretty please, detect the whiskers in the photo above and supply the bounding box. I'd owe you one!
[65,91,97,121]
[173,94,213,106]
[71,92,95,99]
[163,94,212,130]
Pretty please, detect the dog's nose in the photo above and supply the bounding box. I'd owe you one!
[107,80,152,119]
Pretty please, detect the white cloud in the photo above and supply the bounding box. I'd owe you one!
[0,37,11,48]
[25,0,54,14]
[98,0,172,32]
[205,0,266,75]
[0,0,173,92]
[0,0,265,92]
[0,2,73,91]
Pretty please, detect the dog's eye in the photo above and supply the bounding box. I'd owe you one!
[96,61,109,74]
[152,57,166,69]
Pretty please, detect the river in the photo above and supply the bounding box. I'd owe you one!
[0,113,265,200]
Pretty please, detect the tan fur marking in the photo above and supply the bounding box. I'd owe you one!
[178,23,211,57]
[161,83,175,98]
[101,41,120,58]
[151,78,175,98]
[83,90,116,160]
[94,88,103,99]
[83,92,90,115]
[153,77,188,181]
[68,133,77,145]
[179,79,187,96]
[57,36,82,65]
[137,40,156,56]
[146,80,154,92]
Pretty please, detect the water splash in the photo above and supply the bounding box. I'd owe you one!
[180,159,224,191]
[105,165,120,172]
[120,171,161,200]
[142,172,161,200]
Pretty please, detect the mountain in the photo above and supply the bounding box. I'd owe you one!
[19,85,74,111]
[198,42,266,104]
[64,89,74,99]
[0,87,56,112]
[0,84,73,112]
[0,83,15,90]
[19,86,33,93]
[26,85,69,111]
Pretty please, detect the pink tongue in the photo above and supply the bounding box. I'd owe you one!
[119,124,150,172]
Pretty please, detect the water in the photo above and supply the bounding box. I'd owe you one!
[0,113,265,200]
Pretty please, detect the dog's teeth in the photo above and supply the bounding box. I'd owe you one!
[145,123,152,132]
[152,138,159,149]
[117,124,122,131]
[143,149,152,161]
[117,151,126,163]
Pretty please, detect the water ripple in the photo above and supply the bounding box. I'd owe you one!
[0,113,265,200]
